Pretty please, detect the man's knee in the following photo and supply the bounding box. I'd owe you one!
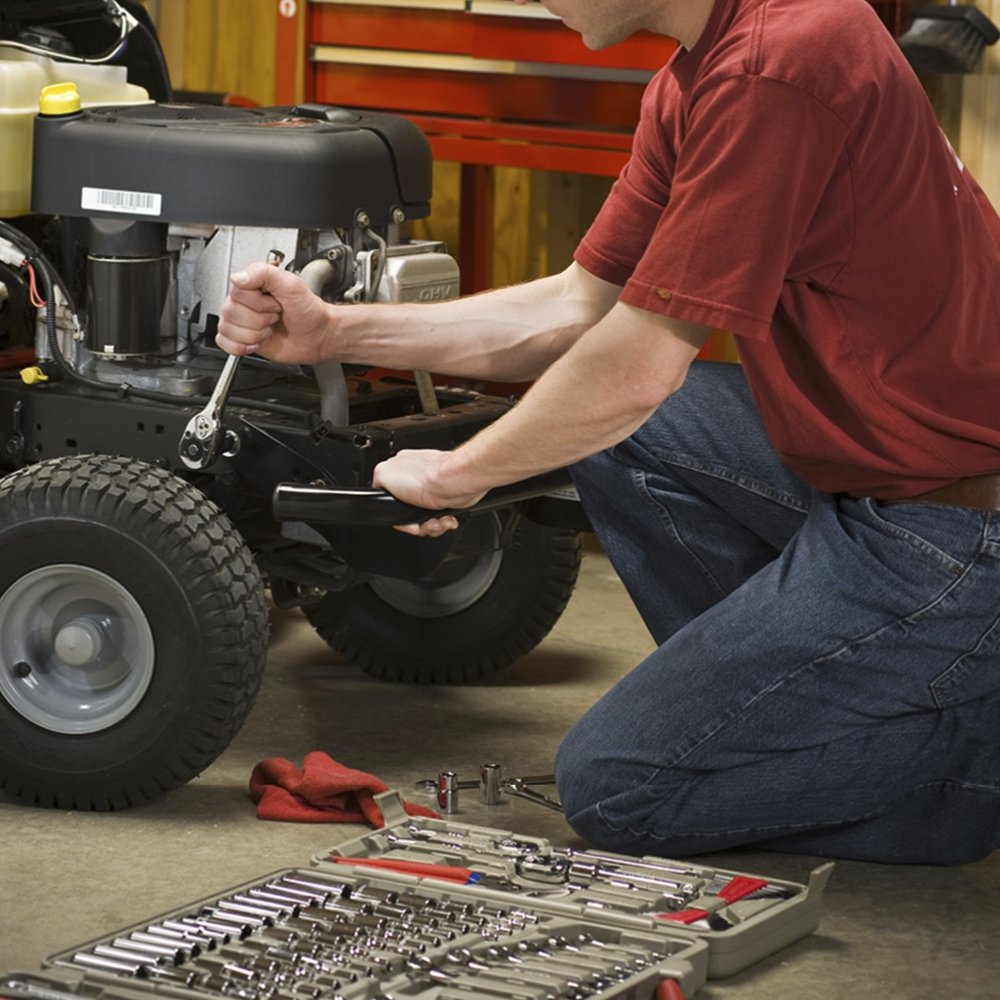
[555,725,618,845]
[554,727,682,854]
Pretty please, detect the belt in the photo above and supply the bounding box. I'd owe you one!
[882,473,1000,512]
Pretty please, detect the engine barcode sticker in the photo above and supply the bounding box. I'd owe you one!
[81,186,163,217]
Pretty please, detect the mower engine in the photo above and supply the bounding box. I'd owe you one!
[24,97,459,413]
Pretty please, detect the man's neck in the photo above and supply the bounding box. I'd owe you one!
[658,0,717,50]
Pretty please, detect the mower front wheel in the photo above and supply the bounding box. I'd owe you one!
[0,454,269,810]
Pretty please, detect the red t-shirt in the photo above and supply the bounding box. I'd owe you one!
[575,0,1000,498]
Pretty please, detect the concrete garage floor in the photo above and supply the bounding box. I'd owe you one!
[0,545,998,998]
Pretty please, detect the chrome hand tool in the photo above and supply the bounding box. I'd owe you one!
[500,776,562,812]
[179,250,284,470]
[178,351,242,469]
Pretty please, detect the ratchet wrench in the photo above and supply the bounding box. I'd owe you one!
[179,250,284,470]
[178,353,242,469]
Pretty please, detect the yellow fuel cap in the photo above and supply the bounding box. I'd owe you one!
[39,82,82,116]
[19,366,49,385]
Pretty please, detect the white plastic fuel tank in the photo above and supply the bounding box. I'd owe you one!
[0,50,150,217]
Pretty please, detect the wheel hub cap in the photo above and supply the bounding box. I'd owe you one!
[0,565,155,734]
[53,617,105,667]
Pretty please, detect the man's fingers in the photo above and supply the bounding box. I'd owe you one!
[232,259,283,291]
[217,270,284,355]
[215,331,263,356]
[393,516,460,537]
[225,283,283,320]
[227,262,289,314]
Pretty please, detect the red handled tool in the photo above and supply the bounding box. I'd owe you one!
[331,856,522,889]
[714,876,770,902]
[655,979,686,1000]
[656,876,776,929]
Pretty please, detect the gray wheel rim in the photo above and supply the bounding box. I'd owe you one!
[370,516,504,618]
[0,564,156,734]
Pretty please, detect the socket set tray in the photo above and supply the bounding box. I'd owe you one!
[317,791,834,980]
[33,862,707,1000]
[3,790,833,1000]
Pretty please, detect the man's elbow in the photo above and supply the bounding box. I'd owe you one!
[628,366,689,417]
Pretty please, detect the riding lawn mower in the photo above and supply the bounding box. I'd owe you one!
[0,0,583,810]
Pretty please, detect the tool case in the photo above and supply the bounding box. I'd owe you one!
[2,790,833,1000]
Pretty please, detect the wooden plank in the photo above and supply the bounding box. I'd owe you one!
[171,0,277,106]
[153,1,187,89]
[405,160,461,253]
[959,0,1000,208]
[232,0,279,105]
[492,167,534,289]
[180,1,214,93]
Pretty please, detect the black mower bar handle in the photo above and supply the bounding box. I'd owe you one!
[272,470,574,526]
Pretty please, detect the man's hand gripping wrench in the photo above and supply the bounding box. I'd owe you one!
[179,251,284,470]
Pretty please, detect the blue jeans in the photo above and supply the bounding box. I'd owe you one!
[559,361,1000,864]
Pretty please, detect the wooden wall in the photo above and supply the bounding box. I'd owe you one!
[153,0,277,106]
[147,1,1000,286]
[960,0,1000,206]
[920,0,1000,207]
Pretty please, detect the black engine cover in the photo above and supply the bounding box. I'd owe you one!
[0,1,113,30]
[31,102,432,228]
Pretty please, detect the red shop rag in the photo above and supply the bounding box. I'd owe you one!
[249,751,441,827]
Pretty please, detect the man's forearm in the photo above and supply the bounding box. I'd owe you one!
[438,304,711,497]
[329,263,621,382]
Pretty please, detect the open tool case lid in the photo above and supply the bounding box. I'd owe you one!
[315,790,835,980]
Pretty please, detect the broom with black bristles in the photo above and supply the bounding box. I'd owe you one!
[898,1,999,73]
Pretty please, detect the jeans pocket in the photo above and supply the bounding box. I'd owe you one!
[859,498,973,576]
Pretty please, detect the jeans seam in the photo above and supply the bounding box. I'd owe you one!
[929,611,1000,708]
[651,450,811,514]
[625,448,809,601]
[901,541,983,624]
